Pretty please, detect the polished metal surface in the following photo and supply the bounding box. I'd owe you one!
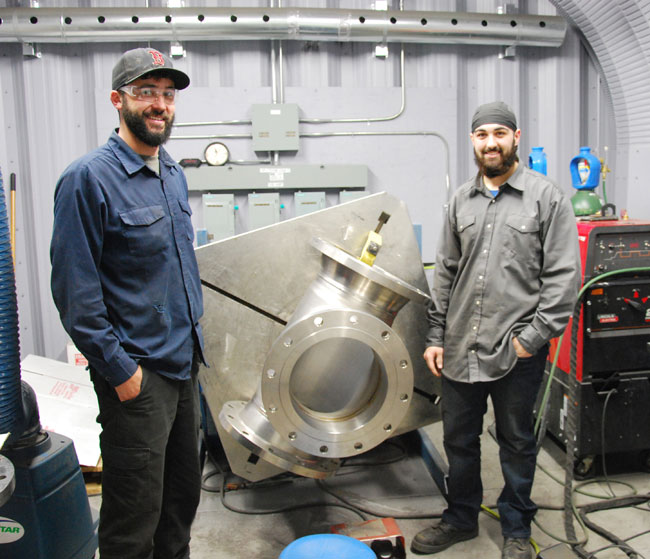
[0,454,15,507]
[197,192,441,481]
[0,8,566,47]
[260,308,413,459]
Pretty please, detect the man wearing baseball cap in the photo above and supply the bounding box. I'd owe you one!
[51,48,205,559]
[412,102,580,558]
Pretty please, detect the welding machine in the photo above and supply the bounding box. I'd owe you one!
[538,218,650,475]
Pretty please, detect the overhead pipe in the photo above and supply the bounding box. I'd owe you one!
[0,8,566,47]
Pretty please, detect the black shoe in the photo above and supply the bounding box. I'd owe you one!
[411,520,478,555]
[502,537,532,559]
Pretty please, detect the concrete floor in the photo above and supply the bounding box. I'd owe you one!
[89,403,650,559]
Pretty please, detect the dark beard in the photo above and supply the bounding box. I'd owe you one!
[122,104,174,147]
[474,142,519,178]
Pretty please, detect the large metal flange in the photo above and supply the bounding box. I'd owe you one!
[260,308,413,458]
[219,399,340,479]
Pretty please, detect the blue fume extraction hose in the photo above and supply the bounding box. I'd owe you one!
[0,167,22,436]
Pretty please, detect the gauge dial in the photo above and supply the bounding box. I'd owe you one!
[204,142,230,166]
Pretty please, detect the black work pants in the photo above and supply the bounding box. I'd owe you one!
[440,347,548,538]
[91,365,201,559]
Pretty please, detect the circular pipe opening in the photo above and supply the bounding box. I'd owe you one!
[289,337,385,421]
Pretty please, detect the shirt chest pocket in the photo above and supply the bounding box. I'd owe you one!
[456,214,477,253]
[503,215,542,260]
[119,205,170,256]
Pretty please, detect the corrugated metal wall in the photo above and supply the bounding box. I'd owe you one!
[0,0,616,362]
[551,0,650,217]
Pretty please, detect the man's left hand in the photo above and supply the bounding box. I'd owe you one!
[513,337,533,359]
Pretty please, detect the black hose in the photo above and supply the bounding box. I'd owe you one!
[578,494,650,559]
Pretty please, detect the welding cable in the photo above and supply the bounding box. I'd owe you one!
[315,478,442,520]
[220,474,368,521]
[338,439,408,470]
[587,523,650,559]
[576,493,650,559]
[199,451,368,520]
[534,331,564,452]
[599,387,619,498]
[586,544,648,559]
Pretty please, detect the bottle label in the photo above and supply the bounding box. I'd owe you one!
[577,159,590,184]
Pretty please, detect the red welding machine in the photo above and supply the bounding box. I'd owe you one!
[539,218,650,476]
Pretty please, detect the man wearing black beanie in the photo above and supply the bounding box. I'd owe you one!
[411,102,580,559]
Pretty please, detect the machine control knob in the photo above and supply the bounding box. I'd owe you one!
[623,297,644,311]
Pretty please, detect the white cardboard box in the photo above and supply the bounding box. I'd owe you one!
[20,354,101,467]
[66,340,89,368]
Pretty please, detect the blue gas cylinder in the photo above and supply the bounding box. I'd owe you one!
[570,146,601,190]
[528,146,547,175]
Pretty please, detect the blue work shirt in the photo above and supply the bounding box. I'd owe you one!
[51,131,205,387]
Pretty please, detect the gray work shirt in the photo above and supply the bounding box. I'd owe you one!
[425,164,580,383]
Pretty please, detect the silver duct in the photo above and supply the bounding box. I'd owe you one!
[0,7,566,46]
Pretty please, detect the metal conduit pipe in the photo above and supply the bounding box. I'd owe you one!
[0,8,566,46]
[174,43,406,129]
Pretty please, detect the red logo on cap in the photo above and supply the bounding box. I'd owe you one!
[148,50,165,66]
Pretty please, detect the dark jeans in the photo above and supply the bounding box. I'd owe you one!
[440,346,548,538]
[91,364,201,559]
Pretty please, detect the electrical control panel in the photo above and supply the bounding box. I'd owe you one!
[583,277,650,376]
[579,220,650,280]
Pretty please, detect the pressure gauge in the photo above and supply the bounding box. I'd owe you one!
[204,142,230,166]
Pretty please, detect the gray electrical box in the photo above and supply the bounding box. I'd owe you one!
[202,194,235,242]
[339,190,368,204]
[248,192,281,230]
[252,104,300,152]
[294,191,326,216]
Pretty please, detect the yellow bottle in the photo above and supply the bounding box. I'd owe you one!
[359,212,391,266]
